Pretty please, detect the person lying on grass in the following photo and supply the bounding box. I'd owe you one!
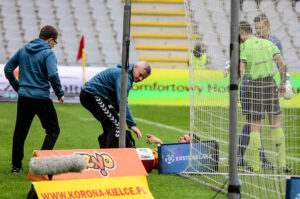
[146,133,201,169]
[146,133,200,145]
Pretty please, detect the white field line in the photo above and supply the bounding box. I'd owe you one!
[80,118,96,121]
[135,117,189,134]
[287,156,300,162]
[80,117,188,134]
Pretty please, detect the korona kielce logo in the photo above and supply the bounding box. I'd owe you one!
[75,152,116,177]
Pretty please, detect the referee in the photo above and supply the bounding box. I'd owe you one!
[239,21,287,173]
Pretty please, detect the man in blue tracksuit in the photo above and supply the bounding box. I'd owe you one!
[4,25,64,173]
[80,61,151,148]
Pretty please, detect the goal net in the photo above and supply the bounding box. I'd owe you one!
[183,0,300,198]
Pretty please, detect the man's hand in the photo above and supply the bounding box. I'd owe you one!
[130,126,142,138]
[146,134,163,144]
[223,61,230,78]
[58,96,64,104]
[279,83,286,97]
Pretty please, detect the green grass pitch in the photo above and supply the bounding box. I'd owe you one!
[0,102,227,199]
[1,102,299,198]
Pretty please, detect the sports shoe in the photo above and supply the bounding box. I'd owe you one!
[11,166,22,174]
[261,160,275,170]
[244,165,260,174]
[237,158,249,167]
[279,166,290,173]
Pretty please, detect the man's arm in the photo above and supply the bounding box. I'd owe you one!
[4,50,20,92]
[239,61,246,81]
[126,103,142,138]
[274,53,287,94]
[45,52,64,102]
[115,72,140,138]
[146,134,163,144]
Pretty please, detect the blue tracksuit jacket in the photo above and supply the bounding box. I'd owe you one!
[4,38,64,99]
[82,64,136,128]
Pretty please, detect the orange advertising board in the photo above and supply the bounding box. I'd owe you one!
[33,176,154,199]
[28,148,147,181]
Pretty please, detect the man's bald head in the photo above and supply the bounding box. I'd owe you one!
[135,61,152,75]
[132,61,152,83]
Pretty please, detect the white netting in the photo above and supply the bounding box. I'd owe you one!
[183,0,300,198]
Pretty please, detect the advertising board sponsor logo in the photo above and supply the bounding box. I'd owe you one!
[164,154,175,165]
[164,154,213,165]
[75,152,115,177]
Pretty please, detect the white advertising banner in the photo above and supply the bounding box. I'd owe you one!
[0,65,106,103]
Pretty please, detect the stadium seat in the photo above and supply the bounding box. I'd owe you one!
[276,0,292,12]
[219,34,230,47]
[281,6,298,24]
[23,27,39,43]
[198,20,214,33]
[70,0,87,8]
[101,40,119,55]
[95,20,112,33]
[210,11,229,24]
[37,6,56,26]
[202,34,219,46]
[215,23,230,38]
[245,10,261,22]
[242,0,257,12]
[22,17,38,29]
[52,45,66,64]
[86,51,104,65]
[260,8,277,19]
[259,0,276,11]
[269,15,283,32]
[53,0,69,8]
[209,53,227,68]
[56,6,73,19]
[6,39,24,56]
[0,33,8,63]
[193,10,210,23]
[286,21,300,36]
[281,37,294,50]
[3,16,19,29]
[5,26,22,41]
[223,0,230,13]
[106,0,123,11]
[284,49,299,64]
[293,36,300,48]
[295,1,300,14]
[206,0,224,12]
[129,42,139,64]
[58,18,75,32]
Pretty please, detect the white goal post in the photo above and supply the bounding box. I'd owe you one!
[183,0,300,198]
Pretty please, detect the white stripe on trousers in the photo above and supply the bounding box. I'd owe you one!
[94,96,120,137]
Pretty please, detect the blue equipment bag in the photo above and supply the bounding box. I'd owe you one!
[286,177,300,199]
[158,140,219,174]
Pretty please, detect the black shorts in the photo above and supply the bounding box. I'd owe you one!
[242,76,281,121]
